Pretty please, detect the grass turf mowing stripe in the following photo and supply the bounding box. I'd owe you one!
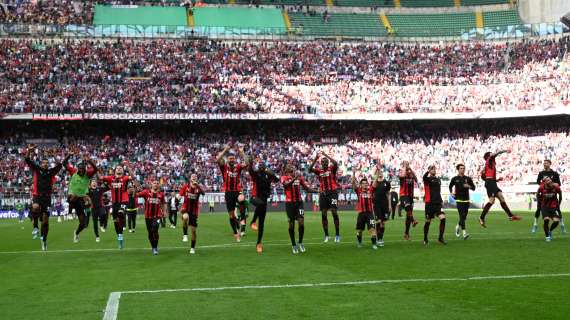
[103,273,570,320]
[0,233,563,254]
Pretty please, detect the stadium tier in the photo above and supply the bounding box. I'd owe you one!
[0,1,530,39]
[1,118,568,197]
[201,0,512,7]
[386,12,476,37]
[1,37,568,115]
[288,12,387,37]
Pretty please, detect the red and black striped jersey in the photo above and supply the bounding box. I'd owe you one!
[137,189,165,218]
[356,186,375,213]
[423,173,442,204]
[399,175,416,197]
[25,157,62,196]
[219,163,244,192]
[281,175,309,203]
[249,167,278,199]
[179,183,205,215]
[313,166,338,192]
[538,183,561,209]
[483,156,497,180]
[100,175,131,204]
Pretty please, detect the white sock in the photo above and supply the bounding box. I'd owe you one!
[462,229,467,236]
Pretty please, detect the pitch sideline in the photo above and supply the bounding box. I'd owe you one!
[102,273,570,320]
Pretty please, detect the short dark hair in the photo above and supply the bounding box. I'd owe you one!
[360,178,368,184]
[456,164,465,170]
[483,152,492,160]
[544,159,552,164]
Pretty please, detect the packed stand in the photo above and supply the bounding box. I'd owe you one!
[0,37,569,115]
[0,0,192,25]
[0,119,568,204]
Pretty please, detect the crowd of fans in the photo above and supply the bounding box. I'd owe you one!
[1,119,568,203]
[0,0,193,26]
[1,37,568,114]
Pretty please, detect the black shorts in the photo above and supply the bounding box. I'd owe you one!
[32,195,51,214]
[542,208,560,219]
[68,196,86,216]
[250,197,267,207]
[400,196,413,210]
[356,212,375,230]
[285,202,305,221]
[225,191,241,212]
[112,203,127,220]
[374,205,390,221]
[319,191,338,210]
[92,207,106,219]
[187,212,198,227]
[484,180,502,197]
[425,203,443,219]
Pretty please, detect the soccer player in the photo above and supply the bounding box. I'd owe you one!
[24,144,69,251]
[479,151,522,227]
[352,169,378,250]
[422,165,446,245]
[136,180,167,255]
[216,144,249,242]
[64,153,98,243]
[126,185,138,233]
[309,151,341,243]
[15,200,25,223]
[390,189,399,219]
[399,161,419,240]
[448,164,476,240]
[282,164,315,254]
[179,173,205,254]
[372,166,391,247]
[537,177,562,242]
[532,160,564,233]
[88,180,108,242]
[236,194,249,235]
[99,162,134,249]
[167,191,180,229]
[248,158,279,253]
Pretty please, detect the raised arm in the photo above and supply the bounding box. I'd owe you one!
[239,147,249,168]
[266,168,279,182]
[423,171,429,183]
[321,152,338,168]
[85,155,98,177]
[216,145,230,166]
[50,152,71,176]
[398,161,408,178]
[308,152,320,173]
[351,169,358,190]
[24,145,40,170]
[493,150,509,158]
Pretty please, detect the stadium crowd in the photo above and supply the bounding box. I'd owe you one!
[0,0,193,26]
[1,37,569,114]
[0,119,568,204]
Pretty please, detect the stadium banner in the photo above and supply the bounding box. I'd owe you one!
[5,108,567,121]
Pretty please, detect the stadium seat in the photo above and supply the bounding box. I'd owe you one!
[387,12,477,37]
[289,12,388,37]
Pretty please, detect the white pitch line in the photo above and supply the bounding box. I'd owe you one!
[103,292,121,320]
[102,273,570,320]
[1,234,567,255]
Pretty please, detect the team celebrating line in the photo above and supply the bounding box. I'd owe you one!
[22,144,563,254]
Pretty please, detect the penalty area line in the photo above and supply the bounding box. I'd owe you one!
[103,273,570,320]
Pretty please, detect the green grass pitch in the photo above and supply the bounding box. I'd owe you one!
[1,209,570,320]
